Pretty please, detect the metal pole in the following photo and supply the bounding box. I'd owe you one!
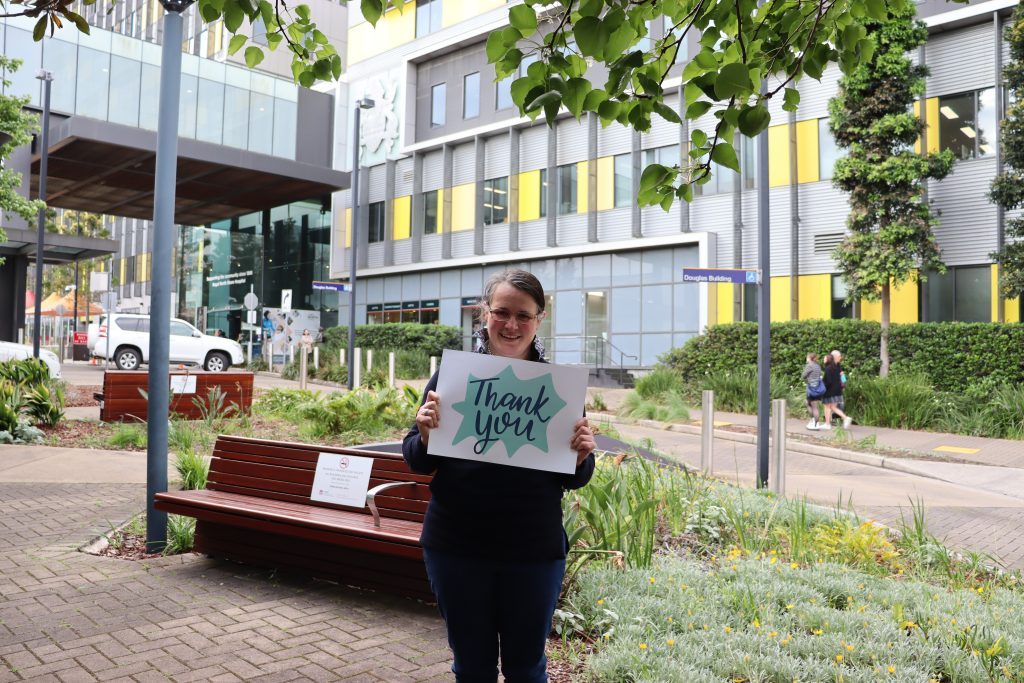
[32,71,53,359]
[147,1,192,552]
[756,18,771,489]
[770,398,786,495]
[995,11,1005,322]
[347,105,361,390]
[701,389,714,474]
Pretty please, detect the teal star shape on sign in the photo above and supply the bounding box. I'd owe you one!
[451,364,567,458]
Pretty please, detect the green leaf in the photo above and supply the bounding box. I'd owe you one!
[694,48,718,70]
[298,69,315,88]
[575,16,610,59]
[597,99,621,123]
[653,101,681,124]
[244,46,265,68]
[711,140,740,173]
[508,4,537,37]
[510,77,536,109]
[526,90,561,113]
[360,0,383,25]
[32,15,46,41]
[582,88,608,112]
[223,0,245,33]
[686,101,713,119]
[578,0,603,17]
[228,34,248,55]
[603,23,637,61]
[486,30,511,65]
[865,0,886,21]
[295,3,311,21]
[61,10,90,33]
[266,32,283,50]
[714,63,752,99]
[200,2,221,22]
[563,78,591,118]
[331,54,342,80]
[737,104,770,136]
[783,87,801,113]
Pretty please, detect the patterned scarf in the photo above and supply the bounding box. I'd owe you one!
[472,328,547,361]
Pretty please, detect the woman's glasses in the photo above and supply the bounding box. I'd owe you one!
[488,308,544,325]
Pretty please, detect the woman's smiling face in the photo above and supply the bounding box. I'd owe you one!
[484,283,543,360]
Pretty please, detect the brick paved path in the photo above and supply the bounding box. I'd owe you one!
[0,483,452,682]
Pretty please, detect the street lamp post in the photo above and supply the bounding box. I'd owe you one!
[32,70,53,359]
[347,97,374,390]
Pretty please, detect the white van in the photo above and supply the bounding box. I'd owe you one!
[95,314,244,371]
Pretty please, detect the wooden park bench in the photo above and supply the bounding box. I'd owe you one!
[95,370,254,422]
[153,435,434,600]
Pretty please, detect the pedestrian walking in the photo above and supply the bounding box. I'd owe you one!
[822,351,853,429]
[402,269,596,682]
[802,352,826,430]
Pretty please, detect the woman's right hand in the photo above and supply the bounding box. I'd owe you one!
[416,390,441,446]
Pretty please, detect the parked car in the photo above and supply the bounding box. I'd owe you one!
[0,341,61,378]
[87,317,103,355]
[95,314,244,371]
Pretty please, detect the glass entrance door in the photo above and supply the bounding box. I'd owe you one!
[585,290,608,365]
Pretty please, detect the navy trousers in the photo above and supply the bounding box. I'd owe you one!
[422,548,566,683]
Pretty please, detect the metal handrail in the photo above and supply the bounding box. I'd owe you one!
[458,334,639,377]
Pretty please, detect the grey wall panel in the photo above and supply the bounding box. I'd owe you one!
[368,164,386,202]
[394,156,414,197]
[689,194,733,267]
[797,64,841,121]
[421,234,442,261]
[597,208,631,241]
[393,239,412,265]
[598,120,632,157]
[927,24,995,96]
[451,230,475,258]
[519,220,548,250]
[741,192,758,269]
[367,242,385,268]
[641,204,681,237]
[799,183,851,273]
[557,118,588,165]
[484,134,510,179]
[930,158,999,265]
[452,143,475,185]
[423,150,444,191]
[519,124,548,171]
[483,224,510,254]
[642,94,679,149]
[555,213,588,246]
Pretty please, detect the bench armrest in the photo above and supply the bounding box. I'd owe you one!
[366,482,420,528]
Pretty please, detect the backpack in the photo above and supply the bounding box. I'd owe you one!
[807,378,826,399]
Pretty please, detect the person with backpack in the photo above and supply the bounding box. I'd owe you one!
[802,352,826,430]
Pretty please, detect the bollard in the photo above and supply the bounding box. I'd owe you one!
[313,346,319,371]
[701,390,714,475]
[354,348,361,388]
[430,356,437,376]
[367,349,373,371]
[770,398,787,495]
[340,348,345,366]
[299,347,308,390]
[247,337,252,365]
[289,343,294,364]
[388,351,395,388]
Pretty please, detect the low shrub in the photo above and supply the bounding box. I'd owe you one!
[108,423,147,449]
[323,323,461,357]
[843,373,943,430]
[174,450,210,490]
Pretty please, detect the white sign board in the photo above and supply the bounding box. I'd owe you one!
[428,350,588,474]
[170,375,197,394]
[90,271,110,293]
[280,289,293,313]
[310,453,374,507]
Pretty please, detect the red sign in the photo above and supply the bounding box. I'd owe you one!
[73,332,88,345]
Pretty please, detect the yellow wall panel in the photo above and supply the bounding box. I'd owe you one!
[798,274,832,320]
[991,264,1000,322]
[442,0,505,28]
[596,156,614,211]
[768,124,790,187]
[393,195,411,240]
[770,276,791,322]
[859,278,919,323]
[451,183,475,232]
[716,283,734,324]
[914,98,940,154]
[519,170,540,222]
[344,208,351,248]
[577,160,589,215]
[795,119,819,184]
[989,265,1021,323]
[437,190,445,233]
[1007,297,1021,323]
[347,5,416,66]
[119,258,126,284]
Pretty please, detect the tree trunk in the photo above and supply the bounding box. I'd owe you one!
[880,282,891,378]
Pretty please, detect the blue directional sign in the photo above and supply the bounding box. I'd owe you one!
[681,268,761,284]
[312,281,351,292]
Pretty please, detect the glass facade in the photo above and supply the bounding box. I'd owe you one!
[0,16,299,159]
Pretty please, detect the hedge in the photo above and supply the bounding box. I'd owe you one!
[322,323,462,357]
[660,320,1024,392]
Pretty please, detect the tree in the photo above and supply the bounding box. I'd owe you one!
[0,56,44,266]
[990,2,1024,304]
[42,211,110,296]
[828,6,953,377]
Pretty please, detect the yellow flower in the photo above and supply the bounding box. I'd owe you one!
[770,556,778,565]
[768,631,778,637]
[790,562,799,569]
[781,638,791,646]
[752,618,760,629]
[786,604,795,610]
[888,666,896,673]
[603,633,610,641]
[639,643,648,650]
[977,586,985,593]
[725,626,733,633]
[836,654,844,663]
[666,639,675,646]
[667,617,673,623]
[813,629,823,636]
[846,644,854,652]
[649,577,656,584]
[597,599,604,605]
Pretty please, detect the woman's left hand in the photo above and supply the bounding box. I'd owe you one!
[571,417,596,466]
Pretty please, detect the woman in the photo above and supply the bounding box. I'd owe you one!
[822,352,853,430]
[801,352,825,430]
[403,269,596,683]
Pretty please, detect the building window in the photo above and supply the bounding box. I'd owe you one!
[368,201,385,244]
[831,274,853,319]
[539,168,548,218]
[463,72,480,119]
[922,266,991,323]
[694,157,735,196]
[740,135,756,190]
[422,191,438,235]
[483,177,509,225]
[613,153,632,208]
[496,53,538,111]
[557,164,577,215]
[742,283,757,322]
[938,89,996,160]
[416,0,442,37]
[643,145,680,169]
[819,118,842,181]
[431,82,446,127]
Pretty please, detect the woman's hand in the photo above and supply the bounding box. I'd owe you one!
[417,390,441,446]
[571,417,596,466]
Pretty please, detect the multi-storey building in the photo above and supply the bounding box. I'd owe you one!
[332,0,1021,369]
